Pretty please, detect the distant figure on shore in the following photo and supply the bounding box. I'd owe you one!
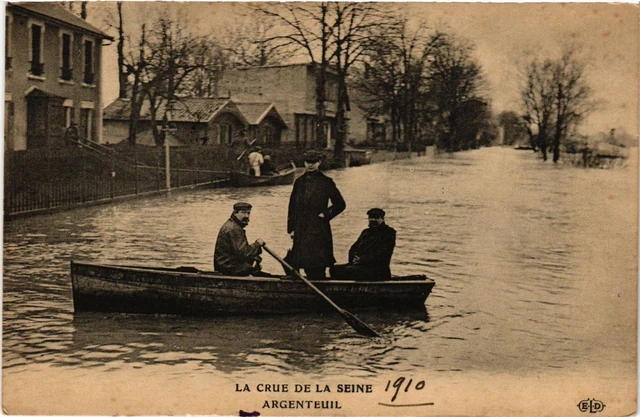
[248,146,264,176]
[261,154,277,176]
[330,208,396,281]
[287,150,346,279]
[214,202,266,276]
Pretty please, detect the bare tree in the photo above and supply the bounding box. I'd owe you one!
[256,3,331,150]
[426,34,488,151]
[116,2,127,99]
[520,45,592,162]
[126,23,148,145]
[222,16,291,68]
[256,3,396,163]
[326,3,398,160]
[550,47,593,162]
[521,58,556,159]
[356,21,442,150]
[186,43,228,98]
[143,17,211,144]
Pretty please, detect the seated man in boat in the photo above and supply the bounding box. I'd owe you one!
[214,202,267,276]
[261,154,278,176]
[329,208,396,281]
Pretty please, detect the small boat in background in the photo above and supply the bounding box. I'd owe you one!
[230,162,297,187]
[70,261,435,317]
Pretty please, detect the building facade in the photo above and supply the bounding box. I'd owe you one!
[219,63,344,148]
[4,2,112,151]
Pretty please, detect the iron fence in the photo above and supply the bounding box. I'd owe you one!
[4,145,229,218]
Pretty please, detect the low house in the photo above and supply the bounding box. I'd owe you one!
[5,2,113,150]
[103,98,251,146]
[235,102,288,147]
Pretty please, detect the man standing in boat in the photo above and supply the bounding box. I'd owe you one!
[287,150,346,279]
[248,146,264,177]
[330,208,396,281]
[214,202,266,276]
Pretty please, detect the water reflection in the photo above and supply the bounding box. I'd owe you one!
[68,309,430,376]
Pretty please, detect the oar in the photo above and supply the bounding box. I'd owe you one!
[262,244,380,338]
[236,139,258,161]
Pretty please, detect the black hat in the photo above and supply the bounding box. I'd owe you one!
[233,202,252,211]
[303,150,323,163]
[366,208,385,218]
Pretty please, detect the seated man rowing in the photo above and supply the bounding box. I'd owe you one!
[329,208,396,281]
[214,202,270,276]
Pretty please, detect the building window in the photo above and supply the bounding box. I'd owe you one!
[60,32,73,81]
[5,13,12,70]
[63,100,74,128]
[81,108,93,141]
[83,38,94,85]
[296,114,318,147]
[29,20,45,76]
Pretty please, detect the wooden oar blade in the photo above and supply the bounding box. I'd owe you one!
[340,309,381,338]
[262,244,381,338]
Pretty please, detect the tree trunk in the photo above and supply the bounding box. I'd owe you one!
[128,24,146,145]
[315,64,326,151]
[539,134,548,161]
[117,2,127,99]
[314,5,328,151]
[333,72,348,167]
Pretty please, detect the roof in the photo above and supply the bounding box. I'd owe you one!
[234,102,287,128]
[104,97,248,125]
[9,2,114,40]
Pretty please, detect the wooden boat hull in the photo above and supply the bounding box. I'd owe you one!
[230,163,296,187]
[71,262,435,316]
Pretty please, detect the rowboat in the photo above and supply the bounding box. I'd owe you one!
[71,261,435,316]
[230,162,297,187]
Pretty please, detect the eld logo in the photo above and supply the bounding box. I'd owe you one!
[577,399,605,413]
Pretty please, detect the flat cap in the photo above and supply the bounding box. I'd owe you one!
[303,150,323,162]
[233,202,252,211]
[366,208,385,218]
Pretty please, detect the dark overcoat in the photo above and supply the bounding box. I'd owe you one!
[214,215,262,275]
[348,223,396,280]
[287,171,346,268]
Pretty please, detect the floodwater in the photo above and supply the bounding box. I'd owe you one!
[3,147,637,415]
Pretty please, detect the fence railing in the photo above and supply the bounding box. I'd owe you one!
[4,141,320,219]
[4,145,230,218]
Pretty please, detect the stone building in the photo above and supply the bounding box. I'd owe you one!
[219,63,341,148]
[4,2,113,150]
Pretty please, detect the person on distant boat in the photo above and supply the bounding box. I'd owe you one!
[329,208,396,281]
[286,150,346,279]
[248,146,264,177]
[214,202,266,276]
[261,154,277,176]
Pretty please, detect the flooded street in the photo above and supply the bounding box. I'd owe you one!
[3,147,637,415]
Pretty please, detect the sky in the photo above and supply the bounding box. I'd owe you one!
[88,2,638,137]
